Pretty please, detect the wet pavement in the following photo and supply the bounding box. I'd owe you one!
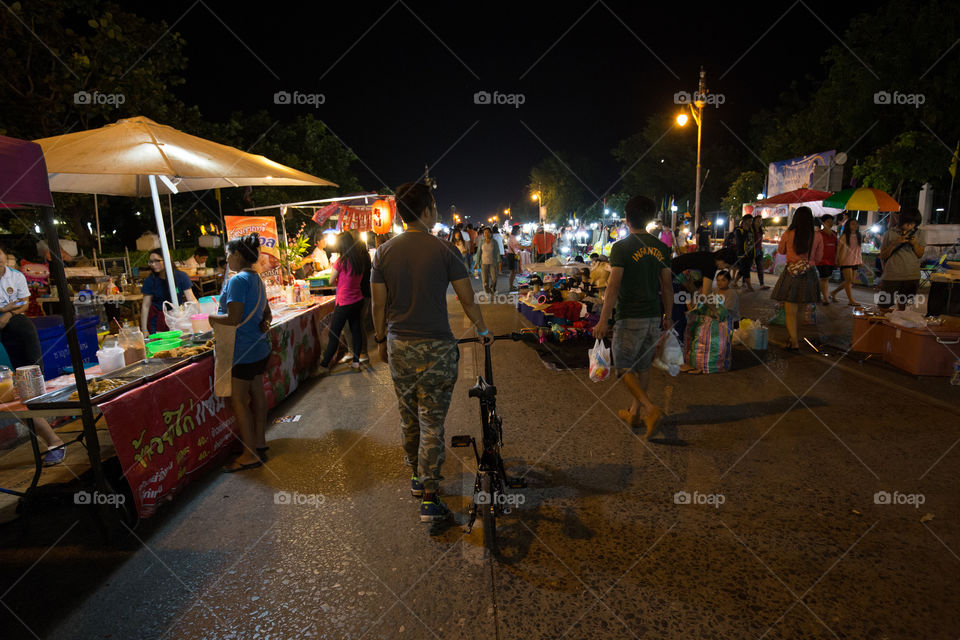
[1,274,959,639]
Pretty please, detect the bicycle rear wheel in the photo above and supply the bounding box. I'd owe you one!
[481,473,498,556]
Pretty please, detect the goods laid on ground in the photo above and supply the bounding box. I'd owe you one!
[684,304,733,373]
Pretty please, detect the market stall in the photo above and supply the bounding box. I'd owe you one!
[0,298,335,517]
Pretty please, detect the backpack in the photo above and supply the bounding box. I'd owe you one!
[723,231,738,250]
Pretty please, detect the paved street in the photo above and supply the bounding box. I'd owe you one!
[1,275,959,639]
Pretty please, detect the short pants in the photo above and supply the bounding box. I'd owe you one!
[612,316,661,374]
[233,355,269,380]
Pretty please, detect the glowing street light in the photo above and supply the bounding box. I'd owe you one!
[674,66,708,231]
[676,113,689,127]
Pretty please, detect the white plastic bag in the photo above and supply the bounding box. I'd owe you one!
[162,300,199,334]
[588,339,611,382]
[652,329,684,376]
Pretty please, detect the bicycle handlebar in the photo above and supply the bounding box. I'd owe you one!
[457,332,523,344]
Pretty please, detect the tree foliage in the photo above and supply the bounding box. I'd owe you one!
[721,171,765,218]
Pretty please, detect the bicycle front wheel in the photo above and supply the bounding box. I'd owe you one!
[481,473,498,556]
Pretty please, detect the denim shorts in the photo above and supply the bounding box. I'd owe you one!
[612,316,661,373]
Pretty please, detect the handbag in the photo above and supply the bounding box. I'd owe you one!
[213,270,266,397]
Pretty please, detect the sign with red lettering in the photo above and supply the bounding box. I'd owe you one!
[100,358,234,517]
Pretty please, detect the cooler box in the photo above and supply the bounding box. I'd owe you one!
[881,321,960,376]
[851,315,885,354]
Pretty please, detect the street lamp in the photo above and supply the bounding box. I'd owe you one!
[675,66,708,232]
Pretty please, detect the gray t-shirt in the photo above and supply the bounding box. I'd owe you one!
[881,229,924,280]
[371,231,469,340]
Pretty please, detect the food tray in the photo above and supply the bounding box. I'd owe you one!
[24,358,191,409]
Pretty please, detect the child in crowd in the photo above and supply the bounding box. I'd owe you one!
[715,269,739,328]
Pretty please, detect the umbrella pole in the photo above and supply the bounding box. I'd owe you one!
[168,193,176,250]
[94,194,102,253]
[40,207,107,492]
[149,176,180,308]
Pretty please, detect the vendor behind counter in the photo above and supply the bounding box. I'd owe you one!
[140,248,197,333]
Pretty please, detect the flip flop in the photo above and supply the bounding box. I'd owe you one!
[224,460,263,473]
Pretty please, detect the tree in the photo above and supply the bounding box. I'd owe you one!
[527,154,596,224]
[721,171,765,218]
[753,0,960,203]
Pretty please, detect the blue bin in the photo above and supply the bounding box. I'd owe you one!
[31,315,100,380]
[32,315,69,380]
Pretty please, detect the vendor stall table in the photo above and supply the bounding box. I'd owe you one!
[0,296,335,520]
[190,273,223,296]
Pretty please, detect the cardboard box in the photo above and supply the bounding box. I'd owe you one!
[881,321,960,376]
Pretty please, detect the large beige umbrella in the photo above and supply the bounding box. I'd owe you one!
[35,116,337,304]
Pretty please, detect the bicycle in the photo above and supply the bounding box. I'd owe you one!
[452,332,526,556]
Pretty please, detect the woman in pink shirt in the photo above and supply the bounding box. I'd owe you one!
[829,217,862,306]
[770,207,823,351]
[313,232,371,376]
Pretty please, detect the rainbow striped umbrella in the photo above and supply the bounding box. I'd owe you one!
[823,187,900,212]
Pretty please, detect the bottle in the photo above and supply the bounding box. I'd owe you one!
[0,365,14,404]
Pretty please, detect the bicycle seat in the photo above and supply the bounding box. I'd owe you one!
[468,376,497,400]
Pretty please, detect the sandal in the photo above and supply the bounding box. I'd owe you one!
[256,447,269,462]
[224,460,263,473]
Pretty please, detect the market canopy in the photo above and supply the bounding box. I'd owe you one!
[823,187,900,212]
[33,116,338,304]
[0,135,53,207]
[34,116,337,196]
[756,188,833,206]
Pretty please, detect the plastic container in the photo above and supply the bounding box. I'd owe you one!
[146,339,182,356]
[97,346,126,373]
[882,322,960,376]
[851,315,885,354]
[190,314,211,333]
[119,326,146,365]
[148,330,182,341]
[0,366,14,404]
[197,296,219,316]
[31,316,70,379]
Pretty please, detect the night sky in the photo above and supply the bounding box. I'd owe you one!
[142,0,868,221]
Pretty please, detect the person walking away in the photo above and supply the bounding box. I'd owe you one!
[830,216,862,305]
[0,246,66,465]
[209,234,272,472]
[475,227,501,296]
[879,207,925,311]
[751,215,769,289]
[532,226,557,261]
[506,226,525,291]
[465,224,478,273]
[696,222,711,251]
[816,214,837,304]
[733,215,754,290]
[372,182,492,523]
[771,206,823,350]
[140,248,197,334]
[592,196,673,440]
[314,231,371,376]
[491,225,505,268]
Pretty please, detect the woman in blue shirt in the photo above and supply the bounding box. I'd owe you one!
[139,249,197,334]
[208,234,272,472]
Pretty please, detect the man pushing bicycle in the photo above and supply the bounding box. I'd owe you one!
[371,182,493,524]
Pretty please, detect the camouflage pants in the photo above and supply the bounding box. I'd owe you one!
[388,337,460,493]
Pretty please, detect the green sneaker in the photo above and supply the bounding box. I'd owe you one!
[420,496,452,523]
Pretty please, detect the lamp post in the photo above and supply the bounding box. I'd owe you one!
[676,67,707,232]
